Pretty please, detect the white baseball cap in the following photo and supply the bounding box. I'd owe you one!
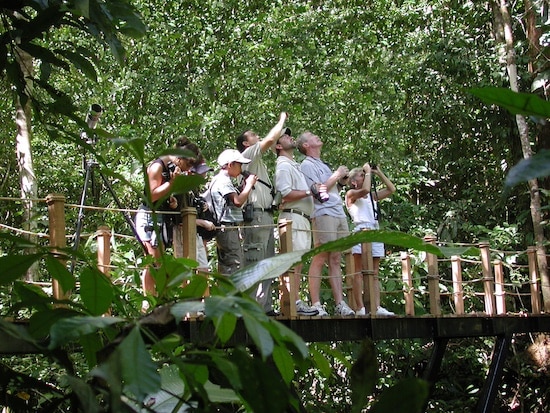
[217,149,251,167]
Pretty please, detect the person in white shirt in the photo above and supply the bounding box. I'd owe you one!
[345,162,396,316]
[274,130,319,316]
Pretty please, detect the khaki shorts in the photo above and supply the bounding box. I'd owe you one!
[311,215,349,247]
[278,212,311,251]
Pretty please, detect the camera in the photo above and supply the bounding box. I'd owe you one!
[370,164,378,170]
[310,184,329,203]
[168,162,177,173]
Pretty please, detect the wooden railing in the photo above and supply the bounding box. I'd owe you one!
[5,193,545,318]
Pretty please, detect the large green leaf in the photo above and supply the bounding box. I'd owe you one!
[45,254,75,294]
[470,87,550,118]
[371,378,429,413]
[79,267,115,316]
[48,316,125,349]
[29,308,82,340]
[232,231,441,292]
[351,339,377,413]
[243,316,274,359]
[0,253,45,285]
[504,150,550,189]
[117,326,161,401]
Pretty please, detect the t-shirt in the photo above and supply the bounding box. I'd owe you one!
[241,143,273,209]
[206,172,243,224]
[300,156,346,219]
[275,156,314,216]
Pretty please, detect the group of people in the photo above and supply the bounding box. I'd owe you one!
[135,112,396,317]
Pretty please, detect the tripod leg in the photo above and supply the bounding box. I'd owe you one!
[98,170,147,253]
[73,164,94,252]
[70,163,94,273]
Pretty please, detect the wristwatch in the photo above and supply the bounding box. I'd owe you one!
[305,190,311,197]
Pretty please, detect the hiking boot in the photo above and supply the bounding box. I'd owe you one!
[335,301,355,316]
[296,300,319,316]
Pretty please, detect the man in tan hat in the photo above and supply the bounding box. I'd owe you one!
[204,149,257,275]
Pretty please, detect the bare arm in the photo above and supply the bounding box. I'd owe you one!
[324,165,349,191]
[229,174,258,207]
[371,167,396,201]
[259,112,288,153]
[148,161,179,203]
[282,189,311,203]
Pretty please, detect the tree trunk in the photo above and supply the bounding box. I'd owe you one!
[493,0,550,311]
[15,47,39,281]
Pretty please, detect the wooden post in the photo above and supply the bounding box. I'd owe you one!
[494,260,506,315]
[174,207,197,261]
[278,219,296,318]
[345,251,356,310]
[96,226,111,276]
[361,236,376,315]
[46,194,68,300]
[527,246,541,314]
[401,251,414,316]
[424,235,441,316]
[451,255,464,315]
[479,241,495,315]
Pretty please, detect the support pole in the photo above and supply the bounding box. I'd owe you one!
[494,260,506,315]
[278,219,296,318]
[527,246,541,314]
[361,233,376,315]
[451,255,464,315]
[96,226,111,276]
[475,335,511,413]
[401,251,414,316]
[46,194,68,301]
[479,241,495,315]
[424,235,441,316]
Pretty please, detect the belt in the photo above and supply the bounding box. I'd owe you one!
[281,209,310,220]
[253,207,273,213]
[220,222,240,226]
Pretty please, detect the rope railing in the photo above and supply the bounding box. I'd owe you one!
[0,194,545,317]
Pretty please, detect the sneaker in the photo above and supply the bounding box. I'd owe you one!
[375,306,395,317]
[296,300,319,316]
[355,307,366,316]
[311,303,329,317]
[335,301,355,316]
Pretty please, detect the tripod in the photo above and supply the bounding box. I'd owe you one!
[72,105,145,271]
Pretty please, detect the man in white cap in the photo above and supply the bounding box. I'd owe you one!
[236,112,288,316]
[204,149,257,275]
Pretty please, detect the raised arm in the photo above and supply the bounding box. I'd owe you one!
[259,112,288,153]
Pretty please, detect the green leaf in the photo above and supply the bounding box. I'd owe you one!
[231,250,305,292]
[48,316,125,349]
[45,254,75,293]
[243,316,274,359]
[310,346,332,378]
[504,150,550,190]
[29,308,82,340]
[79,267,114,316]
[0,253,45,285]
[371,378,430,413]
[272,345,295,384]
[470,87,550,118]
[56,49,97,82]
[117,326,161,401]
[351,339,377,413]
[64,375,102,413]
